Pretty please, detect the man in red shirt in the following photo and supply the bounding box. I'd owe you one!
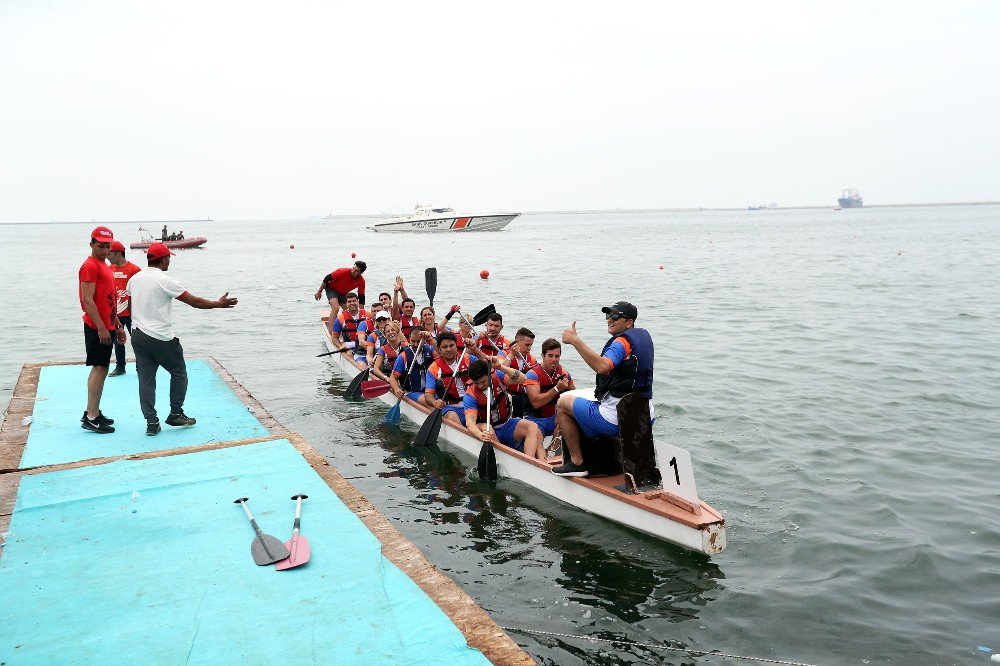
[79,226,125,434]
[313,260,366,324]
[108,241,141,377]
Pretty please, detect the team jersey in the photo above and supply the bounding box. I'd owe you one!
[79,256,116,330]
[397,315,419,338]
[333,308,368,343]
[327,267,365,298]
[524,363,573,418]
[112,261,141,317]
[425,356,472,404]
[477,333,510,356]
[463,371,513,427]
[506,351,536,394]
[391,343,435,391]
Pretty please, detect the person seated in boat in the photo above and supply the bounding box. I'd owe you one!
[418,306,438,345]
[378,291,393,318]
[524,338,575,436]
[372,322,405,382]
[396,297,419,339]
[423,331,473,424]
[463,358,545,461]
[332,292,369,363]
[314,260,367,323]
[389,327,435,403]
[161,225,168,241]
[477,312,510,356]
[438,305,477,356]
[505,327,537,418]
[168,232,177,241]
[177,230,185,240]
[552,301,653,478]
[363,310,392,368]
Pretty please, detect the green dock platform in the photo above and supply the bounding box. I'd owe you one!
[0,359,532,665]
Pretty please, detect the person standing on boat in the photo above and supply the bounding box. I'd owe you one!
[108,241,141,377]
[161,225,168,241]
[388,328,435,403]
[463,357,546,461]
[524,338,575,436]
[79,226,125,434]
[127,242,238,436]
[314,260,366,324]
[552,301,654,477]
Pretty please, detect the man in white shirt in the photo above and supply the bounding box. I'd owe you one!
[127,243,238,435]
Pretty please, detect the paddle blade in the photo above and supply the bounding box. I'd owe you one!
[472,304,496,327]
[413,409,443,447]
[344,368,369,398]
[477,442,498,481]
[251,534,290,566]
[361,380,392,399]
[425,267,437,307]
[385,399,402,424]
[275,534,311,570]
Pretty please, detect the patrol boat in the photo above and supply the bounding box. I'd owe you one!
[369,205,519,233]
[319,313,727,556]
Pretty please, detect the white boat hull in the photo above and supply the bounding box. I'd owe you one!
[320,317,726,555]
[370,214,519,233]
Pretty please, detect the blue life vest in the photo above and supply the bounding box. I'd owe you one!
[399,344,433,391]
[594,327,654,400]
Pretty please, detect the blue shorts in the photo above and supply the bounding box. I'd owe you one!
[354,354,369,367]
[571,398,619,439]
[406,391,423,402]
[526,414,557,437]
[493,418,524,451]
[441,404,466,426]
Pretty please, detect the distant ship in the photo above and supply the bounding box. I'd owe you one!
[747,203,777,211]
[838,189,863,208]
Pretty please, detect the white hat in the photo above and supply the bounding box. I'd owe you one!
[375,311,391,320]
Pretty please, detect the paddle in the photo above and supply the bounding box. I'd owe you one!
[275,494,311,571]
[425,267,437,308]
[316,347,354,357]
[361,379,392,399]
[385,341,425,424]
[471,303,496,327]
[344,367,369,399]
[234,497,290,566]
[476,382,498,481]
[414,344,470,448]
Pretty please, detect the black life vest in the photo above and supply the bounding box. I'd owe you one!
[594,328,654,401]
[398,344,433,391]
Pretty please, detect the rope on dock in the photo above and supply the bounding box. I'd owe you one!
[499,626,816,666]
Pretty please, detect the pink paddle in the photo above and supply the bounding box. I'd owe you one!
[361,379,392,399]
[275,494,311,570]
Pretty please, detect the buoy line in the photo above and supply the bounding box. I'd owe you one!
[499,626,816,666]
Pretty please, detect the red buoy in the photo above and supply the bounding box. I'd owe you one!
[659,265,664,270]
[480,269,490,279]
[351,252,356,258]
[290,244,295,249]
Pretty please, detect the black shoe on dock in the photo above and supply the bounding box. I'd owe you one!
[165,411,196,427]
[109,367,125,377]
[552,459,589,477]
[81,415,115,434]
[81,411,114,426]
[146,420,161,436]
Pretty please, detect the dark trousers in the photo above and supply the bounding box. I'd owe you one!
[132,327,187,422]
[114,316,132,369]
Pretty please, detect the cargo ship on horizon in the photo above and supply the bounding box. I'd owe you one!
[838,189,863,208]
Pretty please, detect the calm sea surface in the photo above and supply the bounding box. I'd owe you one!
[2,207,998,665]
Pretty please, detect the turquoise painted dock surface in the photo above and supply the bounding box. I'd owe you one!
[21,360,268,468]
[0,440,488,664]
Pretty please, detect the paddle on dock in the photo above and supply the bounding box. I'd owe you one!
[275,494,311,571]
[235,498,290,566]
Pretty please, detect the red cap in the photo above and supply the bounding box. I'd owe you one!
[110,241,125,252]
[91,226,114,243]
[147,242,175,261]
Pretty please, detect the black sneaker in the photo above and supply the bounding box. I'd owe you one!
[146,420,161,436]
[81,416,115,434]
[81,411,114,426]
[552,459,588,477]
[109,367,125,377]
[165,411,196,427]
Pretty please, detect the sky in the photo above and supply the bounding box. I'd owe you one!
[1,1,998,221]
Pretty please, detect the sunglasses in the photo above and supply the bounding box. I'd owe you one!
[605,313,625,321]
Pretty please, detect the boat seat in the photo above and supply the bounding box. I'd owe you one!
[579,435,623,477]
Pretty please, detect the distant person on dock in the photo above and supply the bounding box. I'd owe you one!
[552,301,654,477]
[108,241,141,377]
[79,226,126,434]
[127,242,238,436]
[161,225,168,241]
[314,260,366,323]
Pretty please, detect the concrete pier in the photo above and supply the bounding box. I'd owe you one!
[0,358,533,665]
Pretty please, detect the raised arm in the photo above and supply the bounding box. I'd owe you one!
[178,291,238,310]
[562,322,612,375]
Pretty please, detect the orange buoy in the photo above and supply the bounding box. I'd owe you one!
[480,269,490,279]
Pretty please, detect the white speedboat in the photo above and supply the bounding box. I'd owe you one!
[320,314,726,556]
[370,205,519,233]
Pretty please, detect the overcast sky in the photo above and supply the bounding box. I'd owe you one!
[1,1,998,221]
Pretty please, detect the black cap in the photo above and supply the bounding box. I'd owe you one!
[601,301,638,320]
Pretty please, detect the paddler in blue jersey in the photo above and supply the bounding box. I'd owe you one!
[552,301,654,477]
